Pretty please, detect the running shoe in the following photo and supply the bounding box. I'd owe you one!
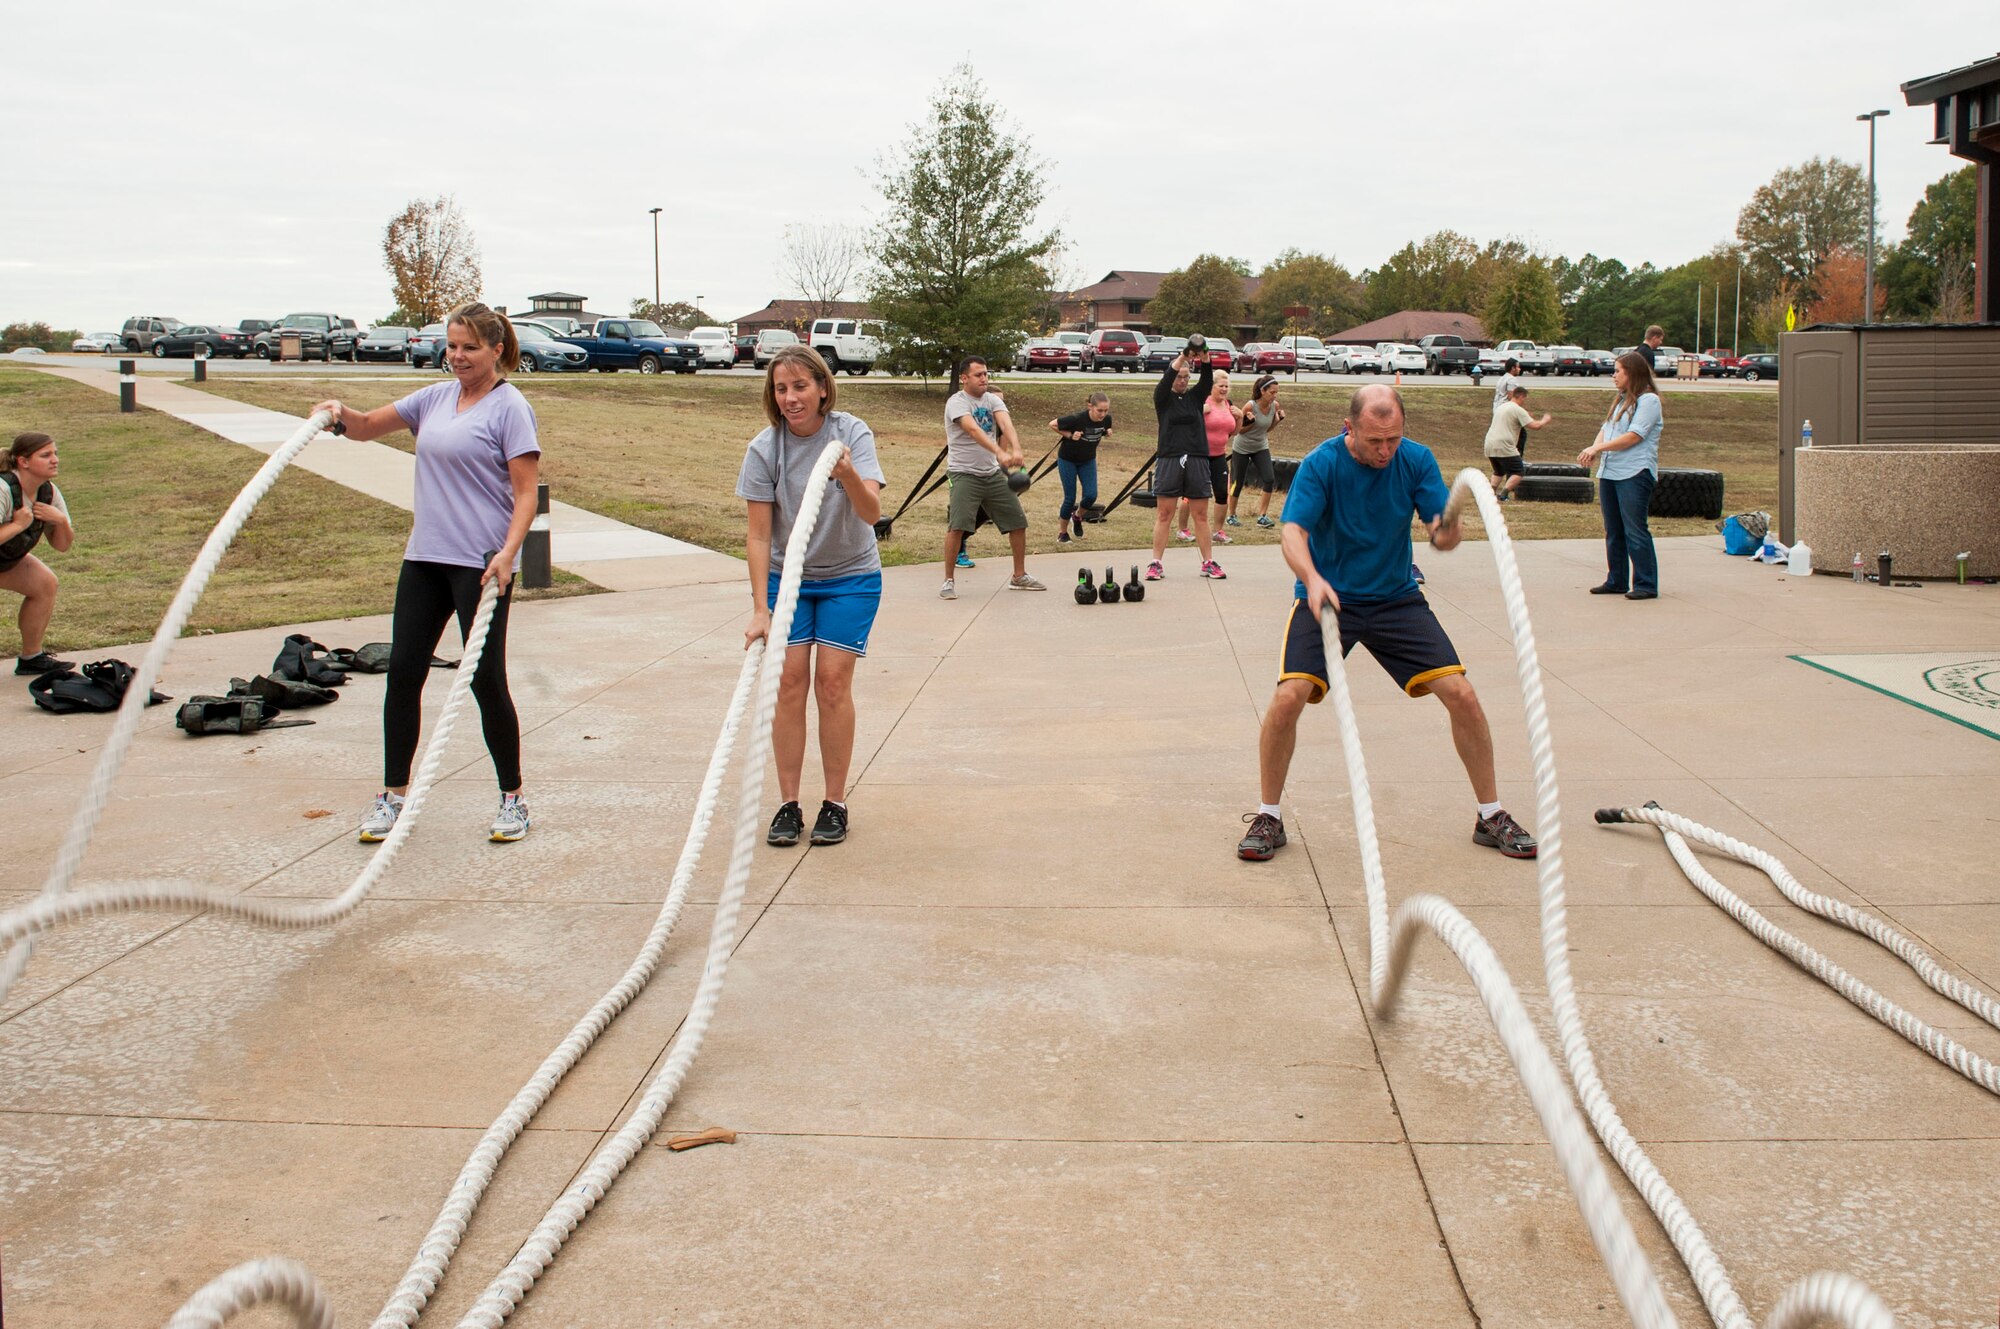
[1201,559,1226,579]
[1058,530,1071,545]
[1411,562,1425,585]
[810,800,849,845]
[767,800,805,847]
[1008,573,1046,591]
[1070,511,1085,539]
[1225,515,1242,527]
[358,792,405,843]
[956,551,975,569]
[1236,811,1287,861]
[1144,560,1164,581]
[13,651,69,676]
[939,578,957,600]
[1473,810,1538,859]
[1212,530,1233,545]
[1176,528,1195,542]
[490,793,531,843]
[1256,515,1276,528]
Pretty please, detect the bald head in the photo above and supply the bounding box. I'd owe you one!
[1347,383,1405,424]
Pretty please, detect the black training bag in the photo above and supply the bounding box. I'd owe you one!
[229,675,339,709]
[272,634,348,688]
[327,643,394,674]
[28,659,170,715]
[176,695,313,735]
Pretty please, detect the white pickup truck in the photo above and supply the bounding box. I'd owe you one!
[1491,339,1557,375]
[809,317,882,375]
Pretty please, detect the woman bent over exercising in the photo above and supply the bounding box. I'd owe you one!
[1,432,76,676]
[312,302,541,843]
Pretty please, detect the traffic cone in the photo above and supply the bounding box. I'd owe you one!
[1394,370,1402,385]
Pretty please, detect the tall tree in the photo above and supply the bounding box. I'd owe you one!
[1802,247,1880,325]
[383,195,482,325]
[1362,230,1481,319]
[866,65,1061,387]
[780,222,866,323]
[1481,257,1565,343]
[1251,249,1365,338]
[1879,165,1978,321]
[1733,156,1869,303]
[1147,254,1249,337]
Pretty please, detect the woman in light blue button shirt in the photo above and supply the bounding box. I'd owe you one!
[1578,352,1664,599]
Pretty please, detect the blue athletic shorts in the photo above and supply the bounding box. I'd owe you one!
[765,570,882,656]
[1281,592,1464,699]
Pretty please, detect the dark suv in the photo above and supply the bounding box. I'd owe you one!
[1738,353,1779,382]
[1082,328,1146,372]
[270,312,357,363]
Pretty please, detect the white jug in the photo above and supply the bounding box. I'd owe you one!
[1787,540,1813,576]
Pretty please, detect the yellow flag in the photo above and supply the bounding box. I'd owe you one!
[1784,305,1796,332]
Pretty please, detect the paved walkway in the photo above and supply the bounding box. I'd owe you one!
[3,538,1998,1326]
[31,362,742,590]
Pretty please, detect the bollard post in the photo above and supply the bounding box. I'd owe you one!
[119,359,136,412]
[193,358,207,383]
[522,483,553,588]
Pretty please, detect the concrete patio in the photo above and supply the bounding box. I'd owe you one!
[3,535,1997,1328]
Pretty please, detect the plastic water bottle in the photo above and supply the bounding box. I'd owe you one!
[1800,419,1813,450]
[1852,551,1864,583]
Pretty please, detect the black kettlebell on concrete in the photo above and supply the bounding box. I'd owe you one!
[1124,566,1145,602]
[1098,568,1120,603]
[1073,567,1096,606]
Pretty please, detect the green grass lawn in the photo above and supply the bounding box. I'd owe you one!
[193,372,1780,568]
[0,368,593,652]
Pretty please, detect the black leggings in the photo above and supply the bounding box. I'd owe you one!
[384,560,519,791]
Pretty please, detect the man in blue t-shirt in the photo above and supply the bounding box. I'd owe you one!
[1236,384,1537,863]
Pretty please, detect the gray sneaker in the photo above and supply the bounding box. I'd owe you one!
[1008,573,1046,591]
[939,578,957,600]
[490,793,531,843]
[359,792,404,843]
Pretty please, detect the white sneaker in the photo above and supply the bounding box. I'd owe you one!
[1008,573,1046,591]
[1212,530,1234,545]
[1175,528,1195,542]
[359,792,404,843]
[939,578,957,600]
[490,792,531,842]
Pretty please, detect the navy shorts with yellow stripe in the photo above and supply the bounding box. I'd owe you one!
[1280,592,1465,699]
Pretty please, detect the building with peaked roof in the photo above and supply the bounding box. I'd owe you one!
[1059,269,1263,339]
[730,299,877,334]
[1902,51,2000,321]
[521,291,613,327]
[1327,310,1489,346]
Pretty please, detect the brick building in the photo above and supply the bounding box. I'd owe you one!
[1059,269,1262,340]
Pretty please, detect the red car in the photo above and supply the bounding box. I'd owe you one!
[1198,337,1237,370]
[1237,342,1296,373]
[1704,348,1746,377]
[1014,338,1072,372]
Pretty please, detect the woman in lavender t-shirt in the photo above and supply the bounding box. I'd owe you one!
[312,302,541,844]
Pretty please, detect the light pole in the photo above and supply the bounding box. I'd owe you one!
[648,207,663,310]
[1856,110,1889,322]
[696,295,705,323]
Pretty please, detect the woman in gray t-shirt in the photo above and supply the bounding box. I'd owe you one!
[0,431,77,676]
[1225,377,1285,529]
[736,346,885,849]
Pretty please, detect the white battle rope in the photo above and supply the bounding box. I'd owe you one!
[1323,469,1892,1329]
[140,441,842,1327]
[1594,802,2000,1094]
[0,412,342,1001]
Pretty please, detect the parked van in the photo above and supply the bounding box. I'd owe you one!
[751,328,800,369]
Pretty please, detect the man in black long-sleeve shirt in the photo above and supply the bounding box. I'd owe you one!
[1145,350,1220,580]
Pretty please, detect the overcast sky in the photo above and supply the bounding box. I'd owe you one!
[4,3,1989,334]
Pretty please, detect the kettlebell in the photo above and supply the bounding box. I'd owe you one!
[1006,467,1032,493]
[1124,566,1146,602]
[1185,333,1207,356]
[1073,567,1096,606]
[1098,567,1120,604]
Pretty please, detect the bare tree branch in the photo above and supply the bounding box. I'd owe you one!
[780,223,864,323]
